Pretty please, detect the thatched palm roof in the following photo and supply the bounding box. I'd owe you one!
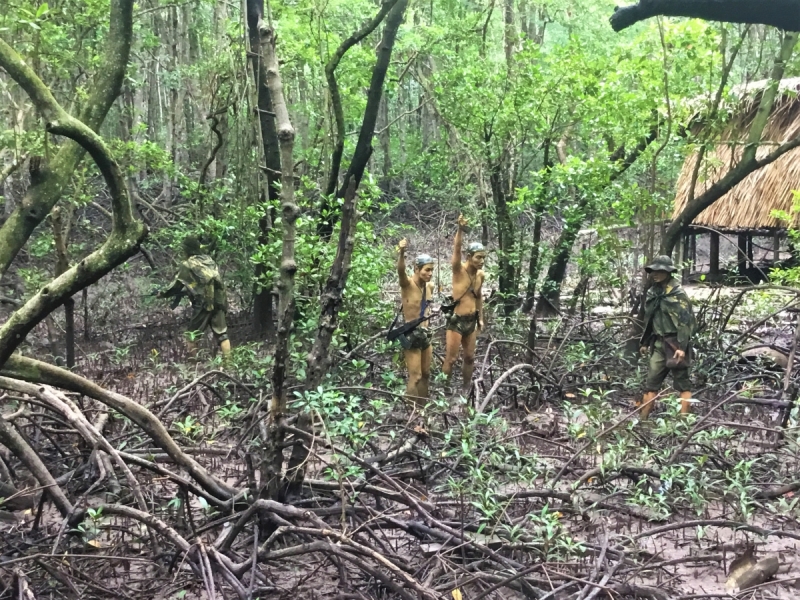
[672,77,800,232]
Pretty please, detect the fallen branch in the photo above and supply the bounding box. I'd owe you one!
[1,355,237,501]
[0,378,160,550]
[14,568,36,600]
[477,363,541,413]
[261,525,439,600]
[0,410,73,518]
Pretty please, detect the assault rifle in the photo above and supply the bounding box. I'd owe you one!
[386,311,439,349]
[147,288,185,309]
[168,292,184,310]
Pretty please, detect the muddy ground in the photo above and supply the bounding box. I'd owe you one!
[1,260,800,599]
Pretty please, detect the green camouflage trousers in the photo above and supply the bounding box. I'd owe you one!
[446,311,478,337]
[187,306,228,341]
[645,338,691,392]
[406,327,432,350]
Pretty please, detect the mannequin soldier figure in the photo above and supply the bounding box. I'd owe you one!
[638,255,697,419]
[158,235,231,360]
[443,215,485,392]
[396,239,435,404]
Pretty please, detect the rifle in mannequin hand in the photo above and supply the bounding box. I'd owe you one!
[387,279,436,349]
[386,311,440,349]
[147,289,185,310]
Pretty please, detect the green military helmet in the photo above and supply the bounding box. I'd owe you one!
[181,234,203,258]
[198,232,218,255]
[415,254,434,268]
[645,255,677,273]
[467,242,486,256]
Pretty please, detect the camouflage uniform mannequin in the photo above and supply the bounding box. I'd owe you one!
[638,255,697,419]
[158,235,231,359]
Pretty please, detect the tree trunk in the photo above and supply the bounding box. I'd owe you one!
[82,287,90,341]
[0,154,25,222]
[247,0,281,341]
[51,205,75,368]
[490,163,517,316]
[255,23,298,502]
[567,272,590,317]
[120,82,135,143]
[681,233,690,283]
[322,0,401,200]
[503,0,516,68]
[536,217,579,317]
[534,6,549,44]
[522,142,553,313]
[525,316,537,364]
[611,0,800,32]
[536,122,659,316]
[521,211,543,313]
[146,19,160,141]
[379,94,392,185]
[0,0,134,279]
[307,179,360,389]
[198,109,225,188]
[318,0,408,240]
[524,155,552,363]
[181,2,196,165]
[284,180,359,498]
[164,4,179,203]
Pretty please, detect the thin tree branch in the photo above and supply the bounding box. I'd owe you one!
[323,0,402,197]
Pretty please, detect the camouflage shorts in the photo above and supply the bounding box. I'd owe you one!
[446,312,479,337]
[645,339,691,392]
[187,307,228,341]
[406,327,432,351]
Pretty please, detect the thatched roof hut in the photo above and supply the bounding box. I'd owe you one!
[672,77,800,232]
[671,78,800,280]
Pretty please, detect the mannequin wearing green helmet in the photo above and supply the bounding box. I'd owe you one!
[637,254,697,419]
[443,214,486,394]
[396,238,435,405]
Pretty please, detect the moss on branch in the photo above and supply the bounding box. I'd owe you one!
[0,31,147,364]
[0,0,134,277]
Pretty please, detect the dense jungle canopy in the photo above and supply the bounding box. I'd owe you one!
[2,0,800,598]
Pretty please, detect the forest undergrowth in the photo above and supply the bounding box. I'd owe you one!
[6,0,800,597]
[1,275,800,600]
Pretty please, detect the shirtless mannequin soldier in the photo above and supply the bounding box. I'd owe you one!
[443,215,485,392]
[397,239,435,404]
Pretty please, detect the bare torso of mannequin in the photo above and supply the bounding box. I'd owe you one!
[401,275,434,324]
[452,261,484,317]
[444,215,486,393]
[397,239,434,405]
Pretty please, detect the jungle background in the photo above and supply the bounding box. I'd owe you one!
[2,0,800,598]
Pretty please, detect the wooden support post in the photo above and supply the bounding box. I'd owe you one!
[774,231,781,263]
[681,233,690,283]
[690,232,697,265]
[710,231,720,276]
[738,232,748,278]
